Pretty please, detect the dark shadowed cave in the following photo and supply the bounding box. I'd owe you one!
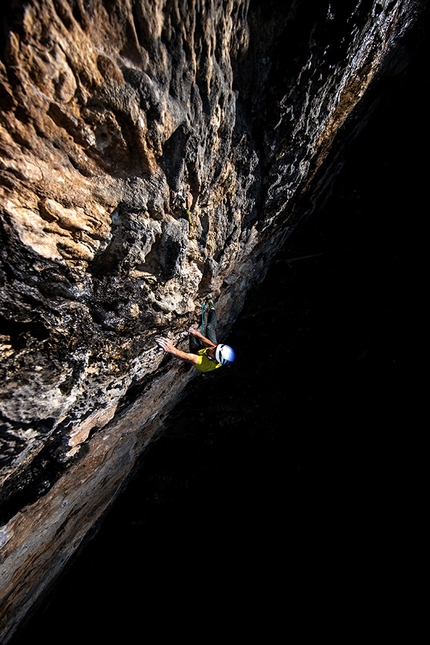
[8,11,427,644]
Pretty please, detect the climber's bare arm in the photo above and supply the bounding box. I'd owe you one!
[188,327,216,348]
[155,337,200,365]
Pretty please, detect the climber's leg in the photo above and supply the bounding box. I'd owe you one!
[206,306,218,345]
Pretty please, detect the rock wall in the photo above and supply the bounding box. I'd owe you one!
[0,0,426,640]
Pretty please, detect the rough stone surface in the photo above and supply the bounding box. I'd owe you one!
[0,0,426,641]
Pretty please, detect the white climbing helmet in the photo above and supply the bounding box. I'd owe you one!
[215,344,235,365]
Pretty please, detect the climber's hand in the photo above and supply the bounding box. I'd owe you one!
[155,337,175,353]
[188,327,199,336]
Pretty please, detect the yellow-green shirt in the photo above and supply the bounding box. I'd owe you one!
[194,348,222,372]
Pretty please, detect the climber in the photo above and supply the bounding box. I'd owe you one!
[155,302,235,372]
[174,190,194,227]
[175,190,189,209]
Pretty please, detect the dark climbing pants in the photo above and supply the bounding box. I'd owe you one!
[189,308,217,352]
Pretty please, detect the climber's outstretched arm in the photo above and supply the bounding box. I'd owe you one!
[155,337,200,365]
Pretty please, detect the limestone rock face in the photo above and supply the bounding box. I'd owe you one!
[0,0,425,640]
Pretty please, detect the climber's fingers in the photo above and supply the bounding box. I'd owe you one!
[155,337,173,352]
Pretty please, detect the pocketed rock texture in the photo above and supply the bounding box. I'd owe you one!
[0,0,426,640]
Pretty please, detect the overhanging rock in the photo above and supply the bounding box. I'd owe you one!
[0,1,426,641]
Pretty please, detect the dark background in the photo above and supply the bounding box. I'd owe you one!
[9,16,427,644]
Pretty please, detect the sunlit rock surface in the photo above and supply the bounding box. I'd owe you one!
[0,0,426,641]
